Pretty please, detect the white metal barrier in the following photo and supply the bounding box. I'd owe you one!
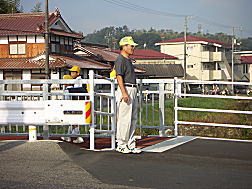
[0,70,116,150]
[0,100,91,125]
[137,79,175,136]
[89,71,116,150]
[1,74,252,146]
[174,78,252,135]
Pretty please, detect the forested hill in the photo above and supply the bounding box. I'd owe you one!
[84,25,252,51]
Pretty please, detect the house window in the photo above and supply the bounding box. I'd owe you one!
[4,70,22,91]
[69,38,73,45]
[202,45,214,52]
[51,43,60,53]
[243,64,249,74]
[9,43,26,55]
[187,65,194,69]
[60,36,64,44]
[56,35,60,42]
[51,35,56,42]
[64,37,68,45]
[51,43,56,53]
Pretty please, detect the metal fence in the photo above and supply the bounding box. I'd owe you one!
[174,79,252,133]
[137,79,175,136]
[0,70,116,150]
[1,73,252,150]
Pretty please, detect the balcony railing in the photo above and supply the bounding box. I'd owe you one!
[202,51,223,62]
[213,52,222,62]
[202,70,226,80]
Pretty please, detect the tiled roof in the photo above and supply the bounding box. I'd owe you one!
[51,54,111,70]
[75,46,118,62]
[81,42,109,48]
[0,54,111,70]
[0,12,46,35]
[0,10,83,38]
[134,64,184,78]
[0,57,66,69]
[113,49,177,60]
[156,36,231,47]
[50,29,83,38]
[241,56,252,64]
[132,49,177,60]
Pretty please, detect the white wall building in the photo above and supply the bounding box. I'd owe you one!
[156,36,243,81]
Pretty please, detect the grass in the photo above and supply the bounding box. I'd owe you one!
[140,97,235,126]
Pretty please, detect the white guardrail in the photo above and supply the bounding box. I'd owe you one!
[1,71,252,150]
[0,70,116,151]
[173,78,252,136]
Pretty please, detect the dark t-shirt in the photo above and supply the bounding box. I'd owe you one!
[114,54,136,84]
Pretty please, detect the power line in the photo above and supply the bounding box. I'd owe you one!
[119,0,187,18]
[102,0,187,18]
[194,17,232,30]
[102,0,252,36]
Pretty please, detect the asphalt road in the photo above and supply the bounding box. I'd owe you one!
[1,138,252,189]
[60,138,252,189]
[0,141,142,189]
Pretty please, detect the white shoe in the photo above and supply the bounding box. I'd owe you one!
[130,148,142,154]
[61,137,71,142]
[73,137,84,143]
[116,146,131,154]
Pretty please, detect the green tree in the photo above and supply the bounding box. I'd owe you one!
[84,25,252,51]
[0,0,22,14]
[31,2,42,12]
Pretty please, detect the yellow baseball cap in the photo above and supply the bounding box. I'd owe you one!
[119,36,138,46]
[68,66,81,73]
[63,75,73,79]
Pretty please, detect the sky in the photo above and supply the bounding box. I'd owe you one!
[21,0,252,38]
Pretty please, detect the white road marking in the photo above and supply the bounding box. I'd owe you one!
[141,136,197,153]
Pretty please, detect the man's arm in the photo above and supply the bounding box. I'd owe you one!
[116,75,130,103]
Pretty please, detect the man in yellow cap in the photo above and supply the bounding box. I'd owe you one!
[115,36,141,154]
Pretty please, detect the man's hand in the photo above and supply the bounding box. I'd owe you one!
[122,93,130,103]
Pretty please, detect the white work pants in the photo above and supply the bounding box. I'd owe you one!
[116,87,138,149]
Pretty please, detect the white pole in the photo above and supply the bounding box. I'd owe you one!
[110,79,116,150]
[159,83,165,136]
[231,27,235,93]
[29,125,37,142]
[174,78,178,137]
[89,70,95,150]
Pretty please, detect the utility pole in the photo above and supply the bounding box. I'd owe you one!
[45,0,50,79]
[231,26,242,93]
[231,27,235,93]
[183,16,196,80]
[183,16,195,93]
[184,16,188,80]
